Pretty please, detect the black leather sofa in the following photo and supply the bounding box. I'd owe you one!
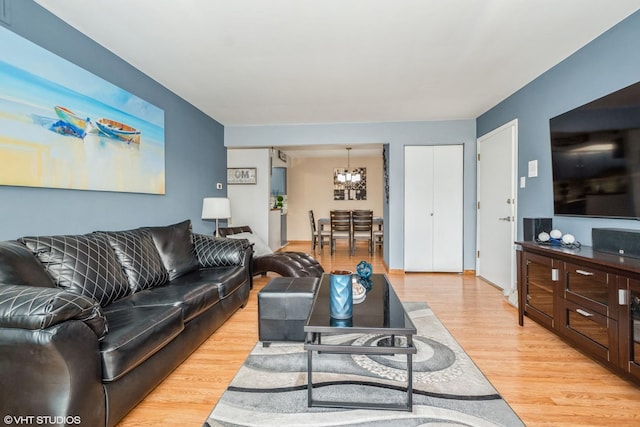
[0,220,252,427]
[217,226,324,277]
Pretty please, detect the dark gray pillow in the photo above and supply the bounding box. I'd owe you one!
[19,234,130,307]
[0,240,56,288]
[95,228,169,292]
[146,220,199,280]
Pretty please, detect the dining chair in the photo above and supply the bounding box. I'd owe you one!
[330,210,352,255]
[308,210,330,252]
[373,217,383,253]
[351,210,373,255]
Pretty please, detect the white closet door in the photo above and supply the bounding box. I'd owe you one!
[404,146,435,271]
[404,145,463,272]
[432,145,463,272]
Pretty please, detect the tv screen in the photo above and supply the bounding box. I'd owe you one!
[550,81,640,219]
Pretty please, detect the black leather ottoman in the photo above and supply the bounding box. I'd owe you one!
[258,276,319,345]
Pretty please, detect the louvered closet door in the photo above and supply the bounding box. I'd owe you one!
[404,145,463,272]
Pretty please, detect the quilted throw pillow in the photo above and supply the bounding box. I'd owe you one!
[95,228,169,292]
[193,233,248,267]
[18,234,130,307]
[0,284,107,339]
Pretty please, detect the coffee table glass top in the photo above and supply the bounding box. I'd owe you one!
[305,273,416,334]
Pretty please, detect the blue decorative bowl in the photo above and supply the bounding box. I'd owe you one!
[356,260,373,279]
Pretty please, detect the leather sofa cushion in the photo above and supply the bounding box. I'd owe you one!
[0,284,107,338]
[100,305,183,382]
[147,220,199,280]
[105,281,220,323]
[0,241,56,288]
[170,267,247,299]
[95,228,169,292]
[193,233,249,267]
[19,234,130,307]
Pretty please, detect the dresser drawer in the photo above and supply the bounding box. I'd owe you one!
[564,262,616,318]
[561,299,618,365]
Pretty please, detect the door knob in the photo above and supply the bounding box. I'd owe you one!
[498,216,512,221]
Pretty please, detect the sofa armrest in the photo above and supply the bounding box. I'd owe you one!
[193,234,252,268]
[0,284,107,339]
[0,320,106,426]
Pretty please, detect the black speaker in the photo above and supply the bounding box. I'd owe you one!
[592,228,640,259]
[523,218,552,241]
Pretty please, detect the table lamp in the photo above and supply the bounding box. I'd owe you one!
[202,197,231,236]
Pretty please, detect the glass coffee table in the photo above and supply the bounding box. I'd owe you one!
[304,273,417,411]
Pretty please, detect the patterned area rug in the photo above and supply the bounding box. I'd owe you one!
[205,302,524,426]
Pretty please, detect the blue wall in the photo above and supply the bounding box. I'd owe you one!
[225,120,477,271]
[0,1,227,240]
[477,10,640,245]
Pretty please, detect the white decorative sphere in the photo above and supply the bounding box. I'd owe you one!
[538,232,550,242]
[550,229,562,239]
[562,233,576,244]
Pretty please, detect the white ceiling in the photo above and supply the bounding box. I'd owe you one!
[35,0,640,127]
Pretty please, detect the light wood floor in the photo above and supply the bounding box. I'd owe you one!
[118,240,640,426]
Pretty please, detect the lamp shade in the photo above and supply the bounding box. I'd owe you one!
[202,197,231,220]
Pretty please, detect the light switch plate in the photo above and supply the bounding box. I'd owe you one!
[520,177,526,188]
[528,160,538,178]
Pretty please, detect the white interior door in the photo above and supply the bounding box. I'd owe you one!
[476,120,517,299]
[432,145,463,272]
[405,145,463,272]
[404,146,434,271]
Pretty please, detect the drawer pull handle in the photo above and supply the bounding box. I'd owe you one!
[575,269,594,276]
[576,308,593,317]
[619,289,628,306]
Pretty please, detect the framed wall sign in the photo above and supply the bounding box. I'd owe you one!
[227,167,257,184]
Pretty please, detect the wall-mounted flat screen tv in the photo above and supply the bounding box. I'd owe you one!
[550,81,640,219]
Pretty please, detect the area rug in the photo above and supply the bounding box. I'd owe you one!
[205,302,524,426]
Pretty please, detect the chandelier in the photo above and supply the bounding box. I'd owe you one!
[336,147,361,187]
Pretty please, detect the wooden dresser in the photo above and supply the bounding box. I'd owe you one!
[516,241,640,384]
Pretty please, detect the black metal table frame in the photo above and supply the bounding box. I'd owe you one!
[305,331,416,411]
[304,277,417,411]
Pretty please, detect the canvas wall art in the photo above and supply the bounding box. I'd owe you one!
[0,26,165,194]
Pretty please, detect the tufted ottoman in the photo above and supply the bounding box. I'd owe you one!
[258,276,319,345]
[254,252,324,277]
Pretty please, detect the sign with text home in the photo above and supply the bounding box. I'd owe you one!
[227,168,257,184]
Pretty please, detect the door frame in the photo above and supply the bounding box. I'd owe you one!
[476,119,518,304]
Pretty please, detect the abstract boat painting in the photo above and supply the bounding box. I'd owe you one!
[0,26,165,194]
[96,118,141,144]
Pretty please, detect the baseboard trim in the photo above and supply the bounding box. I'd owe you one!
[402,270,474,274]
